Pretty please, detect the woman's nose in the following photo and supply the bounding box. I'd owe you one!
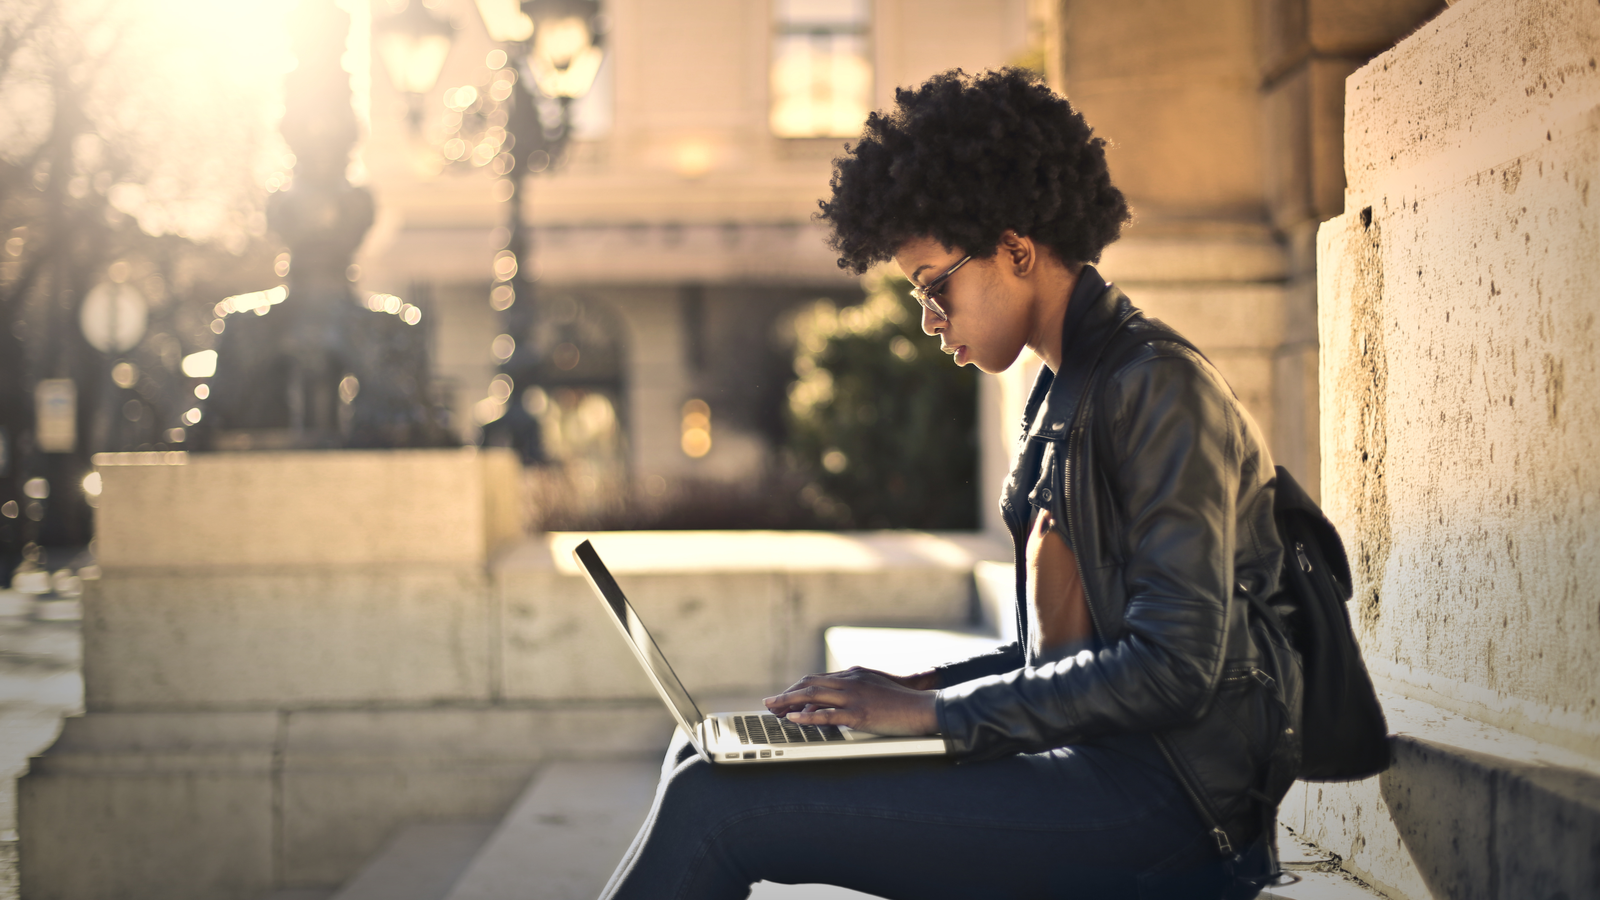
[920,304,942,336]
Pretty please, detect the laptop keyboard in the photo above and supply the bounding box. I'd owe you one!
[732,714,845,745]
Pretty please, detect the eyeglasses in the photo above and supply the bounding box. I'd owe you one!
[908,254,972,321]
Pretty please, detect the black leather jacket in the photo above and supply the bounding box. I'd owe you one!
[933,267,1302,853]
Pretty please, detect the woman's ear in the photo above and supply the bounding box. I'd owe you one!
[1000,230,1036,277]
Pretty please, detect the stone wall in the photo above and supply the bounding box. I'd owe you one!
[1320,0,1600,759]
[1303,0,1600,894]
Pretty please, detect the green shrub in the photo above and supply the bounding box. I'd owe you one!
[786,274,979,529]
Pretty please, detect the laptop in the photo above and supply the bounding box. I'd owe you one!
[573,539,950,765]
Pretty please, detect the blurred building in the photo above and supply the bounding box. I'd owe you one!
[355,0,1035,506]
[355,0,1450,532]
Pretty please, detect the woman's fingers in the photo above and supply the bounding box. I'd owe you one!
[764,680,852,713]
[783,705,858,727]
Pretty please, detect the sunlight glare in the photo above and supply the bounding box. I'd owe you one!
[87,0,300,242]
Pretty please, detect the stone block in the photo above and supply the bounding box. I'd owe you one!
[1262,0,1444,79]
[1097,226,1289,283]
[18,713,278,900]
[1062,0,1266,218]
[17,706,678,898]
[1320,0,1600,749]
[1494,761,1600,898]
[1380,735,1600,900]
[784,566,978,676]
[1306,0,1446,57]
[1063,0,1256,83]
[82,567,494,709]
[1263,57,1359,231]
[498,533,992,702]
[1258,0,1309,82]
[1120,282,1289,352]
[1082,82,1267,221]
[1341,0,1600,201]
[93,448,522,570]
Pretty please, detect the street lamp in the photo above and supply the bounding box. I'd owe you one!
[473,0,534,43]
[523,8,604,100]
[374,1,455,133]
[471,0,603,434]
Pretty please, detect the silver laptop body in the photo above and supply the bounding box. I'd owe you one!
[573,539,950,765]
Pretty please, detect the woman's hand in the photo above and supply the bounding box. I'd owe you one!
[762,667,941,736]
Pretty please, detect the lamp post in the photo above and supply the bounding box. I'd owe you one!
[376,1,602,458]
[374,1,455,134]
[471,0,603,455]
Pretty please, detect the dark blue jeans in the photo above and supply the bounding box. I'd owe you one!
[600,728,1270,899]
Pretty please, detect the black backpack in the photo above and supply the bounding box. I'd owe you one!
[1263,467,1390,780]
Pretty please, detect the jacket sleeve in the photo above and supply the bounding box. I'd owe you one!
[935,351,1240,760]
[934,642,1025,687]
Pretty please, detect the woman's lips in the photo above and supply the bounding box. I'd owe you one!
[947,345,968,365]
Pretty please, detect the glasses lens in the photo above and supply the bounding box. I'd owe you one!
[911,288,945,319]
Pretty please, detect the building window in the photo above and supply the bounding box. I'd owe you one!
[770,0,872,138]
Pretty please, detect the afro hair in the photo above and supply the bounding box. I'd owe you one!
[817,68,1130,275]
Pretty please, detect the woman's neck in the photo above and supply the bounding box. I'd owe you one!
[1027,261,1083,374]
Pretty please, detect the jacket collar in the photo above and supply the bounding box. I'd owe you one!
[1022,265,1137,439]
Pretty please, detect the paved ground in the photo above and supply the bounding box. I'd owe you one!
[0,588,85,900]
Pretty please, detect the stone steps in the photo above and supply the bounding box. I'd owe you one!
[443,761,655,900]
[333,822,498,900]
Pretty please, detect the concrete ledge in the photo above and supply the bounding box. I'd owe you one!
[499,532,1007,701]
[1286,691,1600,900]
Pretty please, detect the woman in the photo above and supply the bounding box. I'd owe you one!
[600,68,1298,900]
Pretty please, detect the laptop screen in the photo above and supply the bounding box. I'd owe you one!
[572,540,706,737]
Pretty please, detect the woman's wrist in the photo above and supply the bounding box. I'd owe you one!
[905,669,943,692]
